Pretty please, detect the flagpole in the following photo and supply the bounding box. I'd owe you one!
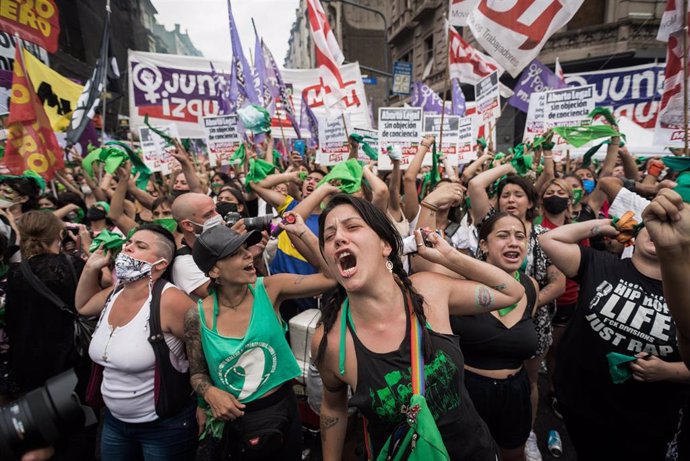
[682,0,690,156]
[101,0,111,144]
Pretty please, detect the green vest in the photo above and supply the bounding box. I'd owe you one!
[198,277,300,403]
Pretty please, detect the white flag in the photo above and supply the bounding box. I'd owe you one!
[657,0,689,42]
[448,23,502,85]
[306,0,346,108]
[449,0,480,27]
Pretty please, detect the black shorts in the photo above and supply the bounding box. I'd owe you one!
[464,367,531,449]
[552,302,576,327]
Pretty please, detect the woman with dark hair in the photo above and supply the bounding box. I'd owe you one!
[76,224,197,460]
[216,186,249,218]
[312,194,524,460]
[468,163,565,459]
[0,175,41,220]
[209,172,231,198]
[57,191,88,224]
[184,222,335,460]
[451,211,539,461]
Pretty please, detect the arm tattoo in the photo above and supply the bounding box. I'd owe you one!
[184,308,213,397]
[320,415,340,431]
[293,275,307,285]
[474,286,494,309]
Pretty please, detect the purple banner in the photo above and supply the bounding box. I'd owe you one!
[509,59,565,113]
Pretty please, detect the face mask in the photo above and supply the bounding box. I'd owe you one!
[542,196,569,214]
[114,253,164,284]
[41,207,56,212]
[571,188,583,205]
[216,201,238,217]
[87,206,107,221]
[189,214,223,236]
[154,217,178,234]
[211,182,223,189]
[171,189,189,199]
[582,179,596,194]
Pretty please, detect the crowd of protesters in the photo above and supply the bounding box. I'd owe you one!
[1,125,689,461]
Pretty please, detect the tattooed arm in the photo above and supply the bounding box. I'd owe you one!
[184,308,246,420]
[539,219,619,278]
[536,264,566,307]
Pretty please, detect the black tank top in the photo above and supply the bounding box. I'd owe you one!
[347,300,497,460]
[451,271,538,370]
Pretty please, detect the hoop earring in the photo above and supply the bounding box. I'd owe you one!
[385,259,394,273]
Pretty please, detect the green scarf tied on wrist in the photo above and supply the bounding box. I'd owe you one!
[82,141,152,190]
[244,158,276,192]
[580,138,626,169]
[662,156,690,202]
[349,133,378,160]
[509,144,532,176]
[89,229,126,253]
[317,159,364,195]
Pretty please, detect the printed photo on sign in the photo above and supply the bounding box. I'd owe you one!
[423,115,459,167]
[138,123,180,174]
[318,114,351,166]
[203,114,241,166]
[377,107,423,170]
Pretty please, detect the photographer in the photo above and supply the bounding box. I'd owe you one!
[6,211,96,459]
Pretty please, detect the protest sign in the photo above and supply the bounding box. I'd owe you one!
[523,92,546,144]
[458,116,478,164]
[378,107,423,170]
[138,123,180,174]
[0,0,60,53]
[423,115,459,166]
[509,59,565,113]
[352,126,378,163]
[318,114,351,166]
[475,72,501,123]
[544,85,595,126]
[203,114,241,166]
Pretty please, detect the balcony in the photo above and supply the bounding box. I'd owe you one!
[388,8,416,42]
[411,0,443,22]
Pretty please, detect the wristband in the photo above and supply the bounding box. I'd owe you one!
[647,161,664,178]
[420,200,439,212]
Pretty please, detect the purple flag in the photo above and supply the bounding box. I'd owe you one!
[263,41,301,138]
[300,94,319,148]
[228,1,259,107]
[451,78,466,116]
[410,81,451,115]
[253,30,273,114]
[210,62,231,115]
[508,59,566,113]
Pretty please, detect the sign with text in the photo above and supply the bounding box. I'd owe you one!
[449,0,480,27]
[458,116,478,164]
[392,61,412,96]
[138,123,180,174]
[378,107,423,170]
[544,85,595,126]
[352,126,378,163]
[475,72,501,123]
[318,114,351,166]
[0,0,60,53]
[423,115,459,166]
[202,114,241,166]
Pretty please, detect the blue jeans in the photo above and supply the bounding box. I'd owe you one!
[101,403,198,461]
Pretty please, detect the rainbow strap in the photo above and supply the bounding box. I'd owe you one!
[408,292,425,396]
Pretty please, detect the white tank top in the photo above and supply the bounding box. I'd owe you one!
[88,282,188,423]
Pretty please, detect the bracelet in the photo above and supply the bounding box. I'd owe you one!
[420,201,439,212]
[420,142,431,149]
[298,229,307,239]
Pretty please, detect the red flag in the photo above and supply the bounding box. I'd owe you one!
[0,0,60,53]
[306,0,346,107]
[3,47,63,180]
[448,23,501,85]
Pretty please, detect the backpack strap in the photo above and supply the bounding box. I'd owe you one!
[19,260,73,316]
[147,278,167,341]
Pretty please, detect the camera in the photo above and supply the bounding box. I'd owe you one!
[224,211,243,226]
[0,369,97,460]
[244,214,274,232]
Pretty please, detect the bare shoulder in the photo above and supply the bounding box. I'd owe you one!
[410,271,451,298]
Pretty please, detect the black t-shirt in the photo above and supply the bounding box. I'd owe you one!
[555,246,688,434]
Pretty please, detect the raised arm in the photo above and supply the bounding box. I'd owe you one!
[619,145,640,180]
[402,135,434,220]
[413,230,524,315]
[280,211,332,275]
[534,148,555,194]
[538,219,618,278]
[460,151,492,185]
[362,164,389,213]
[127,175,157,209]
[388,157,404,220]
[292,183,340,222]
[75,248,114,316]
[467,162,516,224]
[598,135,620,179]
[171,139,203,194]
[642,188,690,369]
[251,171,302,209]
[108,164,138,236]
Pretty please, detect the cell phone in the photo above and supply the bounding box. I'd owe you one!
[419,228,437,248]
[293,140,306,158]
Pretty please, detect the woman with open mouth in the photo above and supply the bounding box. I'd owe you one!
[184,222,336,460]
[311,194,525,460]
[451,211,540,461]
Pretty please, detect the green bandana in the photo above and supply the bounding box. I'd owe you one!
[606,352,637,384]
[69,207,85,223]
[317,159,364,195]
[509,144,532,176]
[572,187,584,205]
[238,104,272,135]
[552,125,622,148]
[477,137,487,149]
[272,149,284,171]
[589,107,618,126]
[299,170,308,181]
[230,144,246,164]
[89,229,126,253]
[154,217,178,234]
[96,201,110,214]
[144,115,175,147]
[430,141,441,188]
[497,272,522,316]
[244,158,276,192]
[349,133,378,160]
[580,139,626,168]
[82,141,152,190]
[662,156,690,202]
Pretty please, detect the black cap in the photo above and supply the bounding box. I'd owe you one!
[192,225,262,274]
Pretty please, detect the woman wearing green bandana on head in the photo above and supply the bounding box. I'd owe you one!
[451,211,539,461]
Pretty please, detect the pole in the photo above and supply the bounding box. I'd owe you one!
[682,0,690,156]
[101,0,111,144]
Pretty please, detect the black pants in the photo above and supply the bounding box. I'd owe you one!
[221,383,302,461]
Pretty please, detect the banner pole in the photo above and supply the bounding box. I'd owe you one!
[684,0,689,155]
[101,0,111,145]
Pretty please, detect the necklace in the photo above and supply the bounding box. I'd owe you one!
[217,286,249,309]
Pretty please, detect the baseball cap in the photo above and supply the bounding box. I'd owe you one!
[192,225,262,274]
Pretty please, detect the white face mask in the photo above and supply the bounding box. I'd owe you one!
[189,214,224,236]
[114,253,165,284]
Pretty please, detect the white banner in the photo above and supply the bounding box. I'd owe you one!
[449,0,480,27]
[423,115,459,167]
[467,0,585,77]
[203,115,242,167]
[475,72,501,123]
[128,50,370,139]
[378,107,423,170]
[318,114,351,166]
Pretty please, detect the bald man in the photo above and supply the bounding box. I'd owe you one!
[170,193,220,298]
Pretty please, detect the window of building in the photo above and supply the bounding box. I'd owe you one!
[422,34,434,79]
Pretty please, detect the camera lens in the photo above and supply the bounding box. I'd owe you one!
[244,214,274,232]
[0,369,96,460]
[224,212,242,226]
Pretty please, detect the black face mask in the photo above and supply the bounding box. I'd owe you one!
[87,207,107,221]
[542,196,569,214]
[216,201,238,218]
[171,189,189,199]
